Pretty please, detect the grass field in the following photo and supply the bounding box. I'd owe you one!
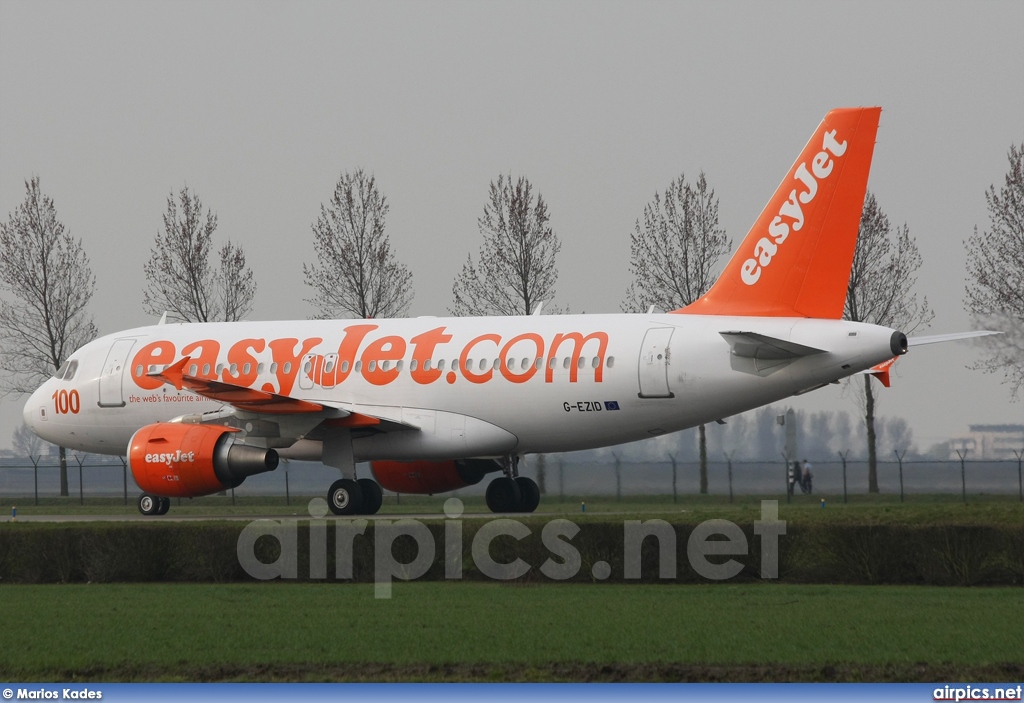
[0,582,1022,682]
[5,492,1024,527]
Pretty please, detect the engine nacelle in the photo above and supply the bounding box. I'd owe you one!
[128,423,279,498]
[371,458,503,495]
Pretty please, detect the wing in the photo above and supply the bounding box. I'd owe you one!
[147,356,416,446]
[154,357,323,414]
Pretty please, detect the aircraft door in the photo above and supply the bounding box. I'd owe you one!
[98,338,137,407]
[637,327,675,399]
[298,353,317,390]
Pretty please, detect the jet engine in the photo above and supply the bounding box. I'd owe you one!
[128,423,279,497]
[371,458,503,495]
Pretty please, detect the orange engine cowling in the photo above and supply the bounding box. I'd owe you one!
[128,423,279,498]
[371,458,503,495]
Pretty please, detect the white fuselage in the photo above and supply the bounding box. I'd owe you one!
[23,313,899,460]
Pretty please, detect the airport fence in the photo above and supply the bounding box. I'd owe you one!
[0,454,1022,505]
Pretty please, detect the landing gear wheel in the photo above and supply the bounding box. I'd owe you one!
[357,478,383,515]
[485,476,523,513]
[328,478,364,516]
[514,476,540,513]
[156,497,171,515]
[138,494,160,516]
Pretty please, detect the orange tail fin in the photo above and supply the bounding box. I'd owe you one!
[679,107,881,319]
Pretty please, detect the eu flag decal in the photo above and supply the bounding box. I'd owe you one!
[604,401,620,411]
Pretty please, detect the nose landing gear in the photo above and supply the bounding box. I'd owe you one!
[138,494,170,516]
[327,478,384,516]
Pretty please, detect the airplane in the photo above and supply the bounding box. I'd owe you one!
[21,106,990,516]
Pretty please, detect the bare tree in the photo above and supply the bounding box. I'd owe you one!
[304,170,412,319]
[965,143,1024,395]
[623,172,731,493]
[451,174,560,316]
[845,192,932,492]
[12,421,46,458]
[143,186,256,322]
[218,241,256,323]
[623,172,730,313]
[0,176,97,495]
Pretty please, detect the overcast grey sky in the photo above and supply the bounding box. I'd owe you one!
[1,0,1022,453]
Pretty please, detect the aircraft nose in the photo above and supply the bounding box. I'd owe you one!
[23,384,43,431]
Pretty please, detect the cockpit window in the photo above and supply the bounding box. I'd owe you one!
[52,360,79,380]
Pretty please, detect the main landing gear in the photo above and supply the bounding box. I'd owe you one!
[327,477,384,516]
[138,493,170,516]
[485,476,540,513]
[484,455,540,513]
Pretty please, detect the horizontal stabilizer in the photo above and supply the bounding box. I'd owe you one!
[720,331,827,360]
[908,330,1001,346]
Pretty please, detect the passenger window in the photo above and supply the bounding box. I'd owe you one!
[438,359,445,371]
[341,361,350,373]
[410,359,418,371]
[562,357,570,369]
[189,364,198,376]
[203,363,212,376]
[607,356,615,368]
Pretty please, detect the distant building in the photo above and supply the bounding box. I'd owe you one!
[949,424,1024,460]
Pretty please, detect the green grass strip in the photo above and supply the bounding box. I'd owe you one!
[6,493,1024,527]
[0,582,1022,681]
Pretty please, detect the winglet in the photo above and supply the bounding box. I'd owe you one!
[679,107,882,319]
[149,356,191,390]
[868,356,897,387]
